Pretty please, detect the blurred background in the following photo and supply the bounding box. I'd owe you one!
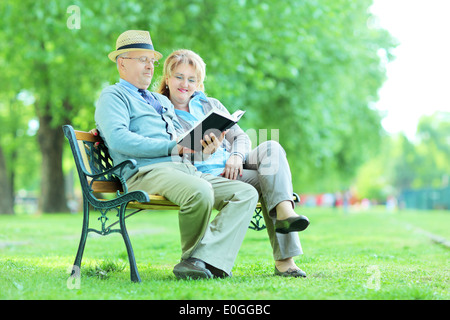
[0,0,448,215]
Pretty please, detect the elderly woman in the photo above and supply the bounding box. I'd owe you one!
[156,49,310,277]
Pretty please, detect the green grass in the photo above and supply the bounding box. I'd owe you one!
[0,207,449,300]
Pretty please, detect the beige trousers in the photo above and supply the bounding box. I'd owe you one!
[126,161,259,274]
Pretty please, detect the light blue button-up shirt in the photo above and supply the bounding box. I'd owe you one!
[119,79,165,113]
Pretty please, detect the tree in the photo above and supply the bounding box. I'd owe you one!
[0,95,40,214]
[354,111,450,200]
[151,0,396,191]
[1,0,148,212]
[414,112,450,188]
[0,146,14,214]
[1,0,395,213]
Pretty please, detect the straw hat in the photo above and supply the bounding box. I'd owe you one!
[108,30,163,62]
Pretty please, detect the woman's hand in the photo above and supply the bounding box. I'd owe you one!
[221,154,243,180]
[89,128,101,147]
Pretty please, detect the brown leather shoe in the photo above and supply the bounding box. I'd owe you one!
[274,266,307,278]
[173,258,213,280]
[205,263,232,278]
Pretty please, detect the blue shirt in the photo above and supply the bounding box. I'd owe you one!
[119,79,165,113]
[119,78,145,100]
[95,81,179,180]
[175,91,231,176]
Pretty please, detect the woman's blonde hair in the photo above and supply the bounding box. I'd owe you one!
[156,49,206,98]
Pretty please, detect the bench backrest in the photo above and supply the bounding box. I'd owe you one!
[63,125,123,194]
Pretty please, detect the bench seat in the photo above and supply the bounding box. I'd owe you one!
[63,124,297,282]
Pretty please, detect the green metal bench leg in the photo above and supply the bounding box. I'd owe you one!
[249,207,266,231]
[71,199,89,276]
[118,204,141,283]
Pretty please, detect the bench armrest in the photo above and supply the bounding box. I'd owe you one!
[62,125,147,203]
[86,158,137,194]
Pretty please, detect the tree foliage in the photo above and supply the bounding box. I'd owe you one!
[151,0,397,191]
[0,0,396,212]
[355,112,450,200]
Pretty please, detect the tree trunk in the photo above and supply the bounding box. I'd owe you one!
[0,146,14,214]
[37,114,69,213]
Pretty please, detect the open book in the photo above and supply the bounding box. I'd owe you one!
[177,109,245,151]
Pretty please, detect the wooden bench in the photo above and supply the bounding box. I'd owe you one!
[63,124,299,282]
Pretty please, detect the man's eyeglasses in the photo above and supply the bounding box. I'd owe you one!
[120,56,160,67]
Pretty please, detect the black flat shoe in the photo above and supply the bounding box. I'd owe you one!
[274,266,307,278]
[275,215,310,234]
[173,258,213,280]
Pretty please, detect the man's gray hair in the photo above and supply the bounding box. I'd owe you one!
[116,52,129,62]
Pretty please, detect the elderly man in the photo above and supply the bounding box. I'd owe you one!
[95,30,258,279]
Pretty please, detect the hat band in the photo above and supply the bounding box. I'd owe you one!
[117,43,155,51]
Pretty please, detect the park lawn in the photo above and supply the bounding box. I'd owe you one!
[0,207,448,300]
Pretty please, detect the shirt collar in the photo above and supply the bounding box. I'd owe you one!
[119,78,154,103]
[119,78,141,92]
[191,90,208,102]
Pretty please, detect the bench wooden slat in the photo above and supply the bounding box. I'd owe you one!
[90,179,124,193]
[89,175,282,209]
[74,130,103,143]
[90,179,269,209]
[128,201,180,210]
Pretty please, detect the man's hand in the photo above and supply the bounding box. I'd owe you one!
[201,130,227,155]
[177,144,195,155]
[177,130,227,156]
